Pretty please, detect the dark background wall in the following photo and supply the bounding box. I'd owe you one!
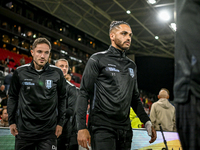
[135,56,174,100]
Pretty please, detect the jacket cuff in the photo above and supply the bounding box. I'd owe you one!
[57,118,65,127]
[77,123,87,131]
[8,120,16,126]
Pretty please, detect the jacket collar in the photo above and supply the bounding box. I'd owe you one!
[109,45,126,58]
[30,61,50,71]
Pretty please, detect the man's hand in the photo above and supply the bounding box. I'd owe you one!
[55,125,63,138]
[9,124,18,136]
[145,121,157,143]
[149,126,157,143]
[77,129,91,150]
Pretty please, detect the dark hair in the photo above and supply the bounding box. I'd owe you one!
[0,108,7,115]
[109,21,131,34]
[32,38,51,50]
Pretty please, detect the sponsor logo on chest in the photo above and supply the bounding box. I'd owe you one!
[105,67,120,72]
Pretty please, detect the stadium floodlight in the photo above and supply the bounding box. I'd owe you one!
[126,10,131,14]
[146,0,158,4]
[170,23,177,32]
[155,36,159,40]
[158,10,170,21]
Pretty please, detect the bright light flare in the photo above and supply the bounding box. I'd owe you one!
[158,11,170,21]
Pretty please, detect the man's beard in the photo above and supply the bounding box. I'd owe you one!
[115,39,130,51]
[33,58,46,67]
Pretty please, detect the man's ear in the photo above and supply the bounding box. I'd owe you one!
[110,32,115,41]
[30,50,33,57]
[157,95,160,99]
[167,95,169,99]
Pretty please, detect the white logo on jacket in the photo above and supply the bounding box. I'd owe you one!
[45,80,53,89]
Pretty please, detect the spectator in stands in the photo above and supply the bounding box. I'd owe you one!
[0,60,5,65]
[0,108,9,127]
[130,107,144,128]
[4,69,14,93]
[4,56,10,64]
[0,85,7,101]
[150,88,176,131]
[19,56,25,65]
[7,37,67,150]
[10,57,15,63]
[3,67,9,76]
[1,97,7,109]
[0,60,7,71]
[144,104,150,117]
[55,59,79,150]
[76,21,156,150]
[14,63,19,68]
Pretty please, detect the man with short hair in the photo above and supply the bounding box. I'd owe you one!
[150,88,176,131]
[0,108,9,127]
[55,58,79,150]
[76,21,157,150]
[7,37,67,150]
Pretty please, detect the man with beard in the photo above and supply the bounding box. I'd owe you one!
[55,59,79,150]
[7,38,67,150]
[76,21,157,150]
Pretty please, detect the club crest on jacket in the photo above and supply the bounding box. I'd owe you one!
[45,80,53,89]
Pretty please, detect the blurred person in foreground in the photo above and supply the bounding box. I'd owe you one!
[76,21,157,150]
[174,0,200,149]
[7,37,67,150]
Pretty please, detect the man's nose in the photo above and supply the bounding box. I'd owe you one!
[127,36,131,41]
[41,53,45,58]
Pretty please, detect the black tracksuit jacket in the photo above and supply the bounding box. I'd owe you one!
[76,46,150,131]
[62,80,78,137]
[7,61,67,139]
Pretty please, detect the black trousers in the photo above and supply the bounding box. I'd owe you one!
[90,126,132,150]
[176,94,200,150]
[57,133,78,150]
[15,135,57,150]
[57,134,69,150]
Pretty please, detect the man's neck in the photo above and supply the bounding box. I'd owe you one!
[111,44,125,52]
[33,61,43,70]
